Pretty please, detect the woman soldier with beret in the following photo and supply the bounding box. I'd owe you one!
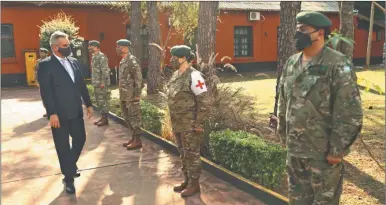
[166,45,211,197]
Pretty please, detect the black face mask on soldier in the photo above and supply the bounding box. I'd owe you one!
[170,57,181,69]
[58,46,72,57]
[294,30,319,51]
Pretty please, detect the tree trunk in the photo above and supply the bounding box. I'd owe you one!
[366,1,375,68]
[272,2,301,117]
[339,1,355,60]
[196,1,219,94]
[197,2,218,64]
[196,1,219,159]
[130,2,142,62]
[147,1,163,94]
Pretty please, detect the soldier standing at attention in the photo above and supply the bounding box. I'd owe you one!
[116,39,143,150]
[167,45,211,197]
[88,40,110,127]
[35,47,49,118]
[277,12,363,205]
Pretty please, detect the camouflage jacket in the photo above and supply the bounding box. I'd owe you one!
[91,51,110,87]
[118,54,142,102]
[166,67,211,132]
[277,47,363,160]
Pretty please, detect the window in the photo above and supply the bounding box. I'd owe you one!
[376,30,383,41]
[234,26,253,57]
[126,24,149,61]
[1,24,16,58]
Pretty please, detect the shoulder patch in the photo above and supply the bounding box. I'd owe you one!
[190,71,208,96]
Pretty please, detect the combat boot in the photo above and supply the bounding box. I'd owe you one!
[97,114,109,127]
[173,176,189,192]
[93,117,102,125]
[126,135,142,150]
[122,138,134,147]
[181,179,200,197]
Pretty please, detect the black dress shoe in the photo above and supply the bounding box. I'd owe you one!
[62,179,76,194]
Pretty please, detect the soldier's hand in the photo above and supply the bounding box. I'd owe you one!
[50,114,60,128]
[326,155,342,165]
[87,106,93,119]
[134,96,141,101]
[269,114,278,129]
[100,84,105,89]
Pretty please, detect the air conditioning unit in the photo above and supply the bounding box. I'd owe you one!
[248,11,260,21]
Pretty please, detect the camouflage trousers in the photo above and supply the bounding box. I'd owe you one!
[286,155,344,205]
[94,87,110,115]
[121,100,142,136]
[174,131,202,183]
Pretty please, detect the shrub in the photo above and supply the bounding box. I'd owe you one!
[209,129,286,189]
[87,85,164,135]
[140,100,164,135]
[200,84,268,159]
[39,12,84,50]
[87,85,95,102]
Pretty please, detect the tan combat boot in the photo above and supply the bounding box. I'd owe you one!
[181,179,200,197]
[126,135,142,150]
[173,176,189,192]
[97,114,109,127]
[122,138,134,147]
[93,117,102,125]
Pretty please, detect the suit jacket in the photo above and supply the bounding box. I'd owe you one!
[37,55,92,120]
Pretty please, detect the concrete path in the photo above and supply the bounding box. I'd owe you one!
[1,87,265,205]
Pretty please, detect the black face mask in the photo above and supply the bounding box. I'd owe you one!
[58,46,72,57]
[294,30,318,51]
[170,58,181,69]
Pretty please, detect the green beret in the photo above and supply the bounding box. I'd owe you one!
[39,48,49,53]
[296,11,332,28]
[170,45,193,58]
[89,40,100,47]
[116,39,131,47]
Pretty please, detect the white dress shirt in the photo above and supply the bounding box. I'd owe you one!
[54,53,75,82]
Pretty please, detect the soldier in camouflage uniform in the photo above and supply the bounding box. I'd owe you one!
[277,12,363,205]
[35,48,49,118]
[116,39,143,150]
[88,40,110,127]
[167,45,211,197]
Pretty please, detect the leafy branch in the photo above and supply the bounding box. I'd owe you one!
[325,29,355,50]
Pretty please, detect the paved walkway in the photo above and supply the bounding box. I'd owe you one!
[1,87,265,205]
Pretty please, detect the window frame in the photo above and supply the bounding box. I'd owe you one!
[234,26,253,58]
[376,30,383,41]
[1,24,16,59]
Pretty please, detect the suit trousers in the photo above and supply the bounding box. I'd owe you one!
[51,116,86,183]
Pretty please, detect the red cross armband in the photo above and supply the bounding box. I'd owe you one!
[190,71,208,96]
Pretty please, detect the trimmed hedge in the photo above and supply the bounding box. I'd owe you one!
[209,129,286,189]
[140,100,164,135]
[87,85,163,135]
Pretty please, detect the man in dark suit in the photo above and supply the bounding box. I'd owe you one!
[38,31,93,194]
